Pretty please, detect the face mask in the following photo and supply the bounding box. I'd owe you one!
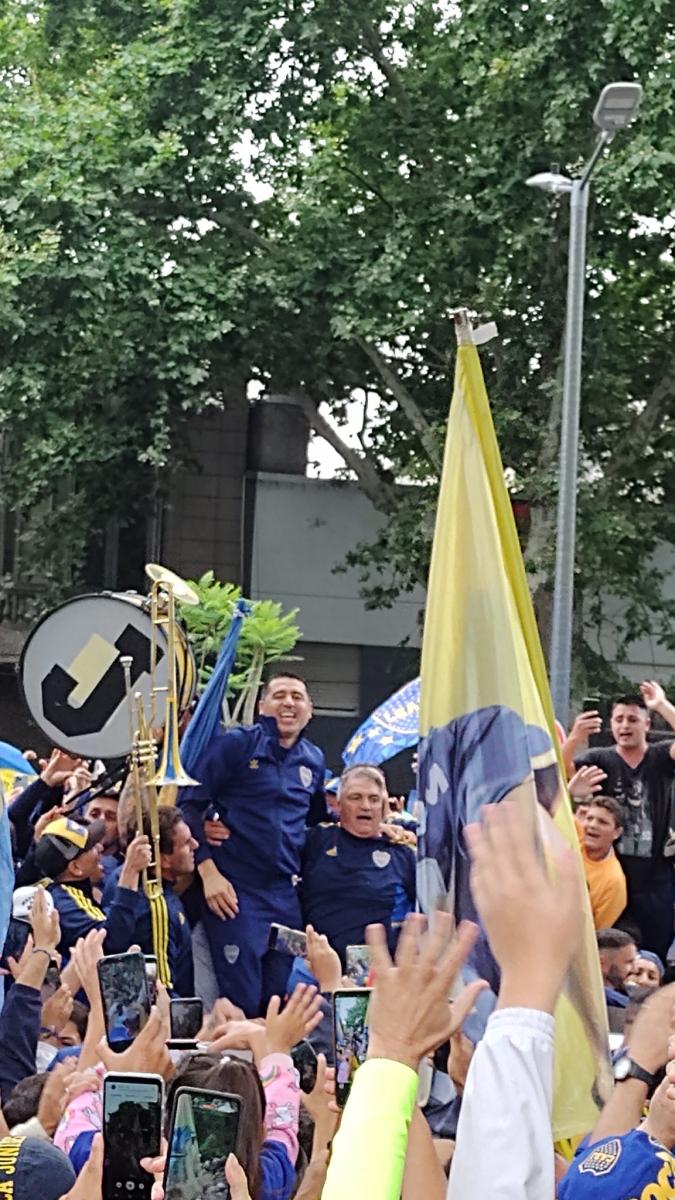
[35,1041,58,1072]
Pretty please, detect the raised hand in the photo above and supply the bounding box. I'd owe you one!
[41,984,74,1037]
[567,764,607,799]
[34,806,67,840]
[642,998,675,1146]
[98,1008,173,1081]
[306,925,342,992]
[31,886,61,954]
[566,710,602,744]
[366,913,485,1071]
[465,801,582,1013]
[265,984,324,1055]
[41,749,86,789]
[641,680,667,711]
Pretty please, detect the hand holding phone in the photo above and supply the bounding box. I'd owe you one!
[333,989,371,1107]
[103,1072,163,1200]
[164,1087,242,1199]
[98,952,151,1053]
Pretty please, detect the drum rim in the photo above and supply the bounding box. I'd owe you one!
[18,590,171,756]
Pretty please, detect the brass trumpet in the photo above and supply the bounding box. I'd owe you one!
[121,563,199,903]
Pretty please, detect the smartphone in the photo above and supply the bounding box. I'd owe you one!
[98,952,151,1052]
[268,923,307,957]
[42,960,61,1000]
[333,989,371,1107]
[144,955,158,1005]
[345,945,372,987]
[103,1072,163,1200]
[164,1087,242,1200]
[1,919,30,972]
[169,997,204,1046]
[291,1039,318,1094]
[583,696,602,748]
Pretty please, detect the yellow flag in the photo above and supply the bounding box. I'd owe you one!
[417,321,611,1137]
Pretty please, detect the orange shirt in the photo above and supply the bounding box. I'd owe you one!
[580,841,627,929]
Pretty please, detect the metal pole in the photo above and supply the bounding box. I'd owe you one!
[549,178,589,727]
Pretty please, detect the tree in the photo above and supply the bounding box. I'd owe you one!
[178,571,301,724]
[0,0,673,691]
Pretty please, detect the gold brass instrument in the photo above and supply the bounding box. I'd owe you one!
[121,563,199,906]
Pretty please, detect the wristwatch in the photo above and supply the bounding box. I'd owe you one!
[612,1055,658,1089]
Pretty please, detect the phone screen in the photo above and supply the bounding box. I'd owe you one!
[103,1075,163,1200]
[333,989,371,1107]
[164,1088,241,1200]
[98,953,151,1052]
[170,998,203,1041]
[268,923,307,957]
[345,945,372,987]
[291,1039,318,1094]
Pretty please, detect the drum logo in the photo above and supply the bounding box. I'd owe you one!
[41,625,162,738]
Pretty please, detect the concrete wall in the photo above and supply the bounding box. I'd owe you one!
[247,473,424,647]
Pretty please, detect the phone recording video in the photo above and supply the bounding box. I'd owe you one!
[169,997,204,1046]
[267,923,307,957]
[345,944,372,987]
[164,1087,242,1200]
[98,952,151,1052]
[103,1073,163,1200]
[333,989,371,1107]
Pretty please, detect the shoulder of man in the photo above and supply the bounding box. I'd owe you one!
[647,738,675,765]
[305,822,338,850]
[574,746,619,769]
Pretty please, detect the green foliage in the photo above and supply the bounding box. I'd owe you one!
[0,0,673,696]
[178,571,301,725]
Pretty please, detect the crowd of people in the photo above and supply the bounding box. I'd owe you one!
[0,670,673,1198]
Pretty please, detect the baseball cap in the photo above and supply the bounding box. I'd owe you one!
[559,1130,675,1198]
[0,1135,75,1200]
[34,817,106,879]
[11,886,55,923]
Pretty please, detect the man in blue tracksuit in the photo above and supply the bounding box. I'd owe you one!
[102,805,197,997]
[300,764,416,964]
[179,674,326,1016]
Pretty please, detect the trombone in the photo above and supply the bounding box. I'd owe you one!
[121,563,199,905]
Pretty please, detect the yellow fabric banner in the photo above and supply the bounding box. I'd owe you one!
[417,334,611,1137]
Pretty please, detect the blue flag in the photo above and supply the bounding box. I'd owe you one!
[181,599,249,773]
[342,678,419,768]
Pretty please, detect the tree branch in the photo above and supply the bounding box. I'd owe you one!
[291,388,397,512]
[353,335,442,471]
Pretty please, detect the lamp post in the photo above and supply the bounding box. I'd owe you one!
[527,82,642,727]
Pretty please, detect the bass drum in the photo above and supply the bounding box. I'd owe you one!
[19,591,196,760]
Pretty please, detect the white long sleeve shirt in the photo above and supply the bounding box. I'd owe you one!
[447,1007,556,1200]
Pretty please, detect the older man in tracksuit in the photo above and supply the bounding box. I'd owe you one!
[179,674,327,1016]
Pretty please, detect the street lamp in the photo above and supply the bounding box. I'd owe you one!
[527,81,642,727]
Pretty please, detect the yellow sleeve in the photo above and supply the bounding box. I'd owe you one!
[321,1059,418,1200]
